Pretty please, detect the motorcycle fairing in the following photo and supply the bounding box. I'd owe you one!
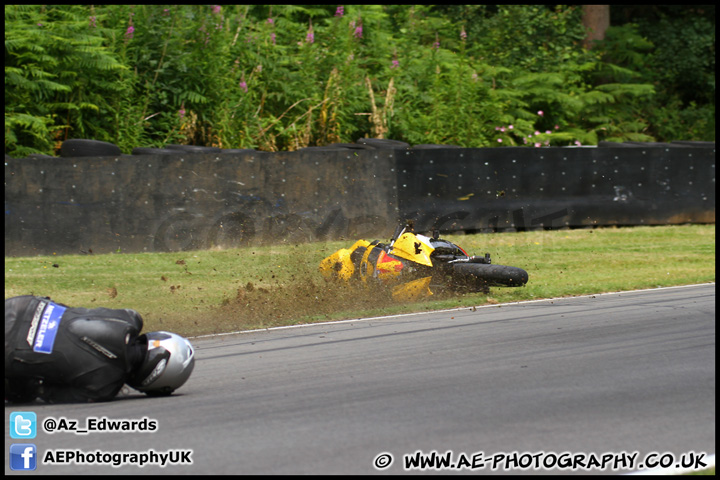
[318,222,528,302]
[375,250,405,282]
[318,239,370,281]
[390,233,434,267]
[391,276,433,301]
[359,243,397,282]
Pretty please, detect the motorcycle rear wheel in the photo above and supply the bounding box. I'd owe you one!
[451,263,528,289]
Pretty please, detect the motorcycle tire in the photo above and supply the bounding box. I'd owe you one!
[451,262,528,289]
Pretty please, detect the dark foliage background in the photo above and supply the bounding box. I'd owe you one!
[5,5,715,157]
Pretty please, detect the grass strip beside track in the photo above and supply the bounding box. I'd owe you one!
[4,225,715,337]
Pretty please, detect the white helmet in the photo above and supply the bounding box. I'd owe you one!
[128,331,195,396]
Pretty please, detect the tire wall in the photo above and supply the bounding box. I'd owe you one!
[4,150,399,255]
[397,145,715,232]
[4,145,715,256]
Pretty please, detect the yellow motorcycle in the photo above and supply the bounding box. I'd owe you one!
[319,222,528,301]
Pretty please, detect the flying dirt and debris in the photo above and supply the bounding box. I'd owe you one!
[212,223,527,331]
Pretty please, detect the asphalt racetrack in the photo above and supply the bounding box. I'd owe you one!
[5,283,715,475]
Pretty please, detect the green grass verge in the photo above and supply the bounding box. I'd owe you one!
[4,225,715,337]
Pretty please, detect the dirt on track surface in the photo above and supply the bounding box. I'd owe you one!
[211,277,399,331]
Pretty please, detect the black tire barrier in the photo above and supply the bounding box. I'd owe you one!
[298,146,354,151]
[598,141,716,148]
[597,141,637,148]
[411,144,462,149]
[165,144,222,154]
[152,212,207,252]
[206,212,255,249]
[131,147,186,155]
[355,137,410,149]
[218,148,257,154]
[670,141,716,147]
[299,143,377,151]
[625,141,690,148]
[60,139,122,157]
[5,142,714,256]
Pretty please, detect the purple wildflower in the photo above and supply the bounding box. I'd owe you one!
[433,33,440,50]
[89,5,97,28]
[335,6,344,17]
[270,32,276,44]
[239,80,248,93]
[125,25,134,41]
[460,27,467,41]
[391,59,399,69]
[212,5,221,14]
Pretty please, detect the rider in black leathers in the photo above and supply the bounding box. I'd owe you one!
[5,295,194,403]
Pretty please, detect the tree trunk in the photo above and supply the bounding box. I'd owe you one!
[582,5,610,49]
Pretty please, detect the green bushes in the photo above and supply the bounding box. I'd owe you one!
[5,5,126,156]
[4,5,714,157]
